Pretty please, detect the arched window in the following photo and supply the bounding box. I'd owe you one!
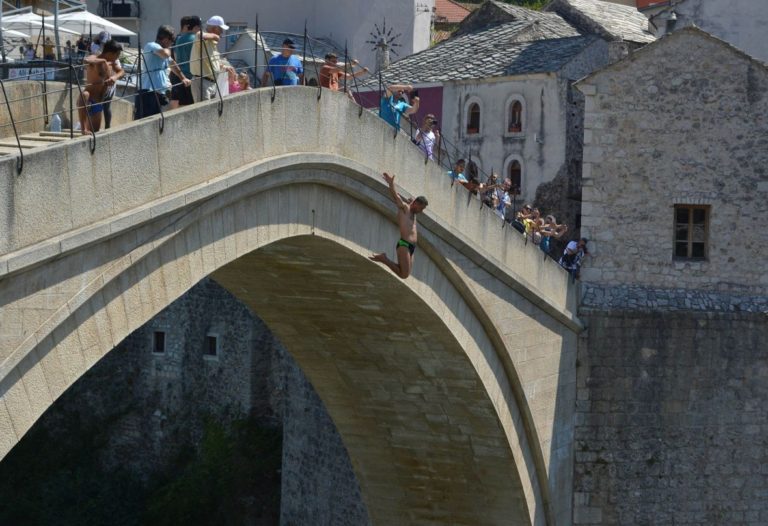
[467,103,480,134]
[508,100,523,133]
[508,160,522,195]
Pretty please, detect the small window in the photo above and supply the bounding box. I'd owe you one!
[674,205,709,260]
[508,160,522,195]
[467,103,480,134]
[152,331,166,354]
[205,334,220,358]
[508,100,523,133]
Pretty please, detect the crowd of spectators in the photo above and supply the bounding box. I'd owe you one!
[112,15,587,279]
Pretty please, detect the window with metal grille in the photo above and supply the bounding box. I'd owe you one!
[674,205,709,260]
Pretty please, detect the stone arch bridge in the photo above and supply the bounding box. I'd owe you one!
[0,87,581,525]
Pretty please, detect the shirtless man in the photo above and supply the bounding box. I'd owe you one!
[77,40,123,134]
[369,172,428,279]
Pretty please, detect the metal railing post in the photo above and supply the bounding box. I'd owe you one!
[0,76,24,173]
[302,21,307,86]
[68,52,73,138]
[198,27,204,101]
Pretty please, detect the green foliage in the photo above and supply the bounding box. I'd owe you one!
[0,416,281,526]
[143,418,281,526]
[0,418,146,526]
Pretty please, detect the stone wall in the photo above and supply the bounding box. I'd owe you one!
[574,308,768,525]
[7,278,369,524]
[578,27,768,295]
[653,0,768,63]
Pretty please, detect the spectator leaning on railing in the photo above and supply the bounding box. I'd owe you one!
[379,84,419,132]
[135,25,191,120]
[319,53,369,92]
[559,238,588,279]
[414,114,439,160]
[539,215,568,254]
[190,15,236,101]
[263,38,304,86]
[170,15,201,109]
[447,159,468,183]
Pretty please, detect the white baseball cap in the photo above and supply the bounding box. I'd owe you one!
[206,15,229,30]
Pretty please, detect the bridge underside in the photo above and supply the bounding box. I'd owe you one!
[213,236,530,524]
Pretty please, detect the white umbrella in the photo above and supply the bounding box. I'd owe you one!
[57,11,136,37]
[1,27,30,39]
[1,13,81,36]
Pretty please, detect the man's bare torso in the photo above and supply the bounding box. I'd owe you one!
[398,208,417,243]
[85,56,113,100]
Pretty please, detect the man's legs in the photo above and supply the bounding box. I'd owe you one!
[77,89,104,134]
[370,245,413,279]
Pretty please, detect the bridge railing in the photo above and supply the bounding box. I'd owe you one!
[0,25,365,167]
[0,23,576,288]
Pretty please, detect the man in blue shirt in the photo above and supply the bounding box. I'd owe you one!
[379,83,419,132]
[262,38,304,86]
[135,25,190,119]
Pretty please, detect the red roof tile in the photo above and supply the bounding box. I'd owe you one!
[435,0,472,24]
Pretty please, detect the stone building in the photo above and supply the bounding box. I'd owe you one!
[573,27,768,525]
[577,26,768,303]
[358,0,653,228]
[643,0,768,63]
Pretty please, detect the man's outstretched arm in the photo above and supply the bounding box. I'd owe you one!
[382,172,409,212]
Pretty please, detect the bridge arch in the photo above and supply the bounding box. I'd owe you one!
[0,88,579,525]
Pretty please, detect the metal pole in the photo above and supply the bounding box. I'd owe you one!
[254,15,258,86]
[42,14,48,124]
[343,40,348,95]
[0,4,5,64]
[198,24,203,100]
[302,20,307,86]
[68,50,73,138]
[54,0,61,61]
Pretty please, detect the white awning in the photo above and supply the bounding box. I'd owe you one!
[1,13,81,36]
[57,11,136,37]
[1,27,30,39]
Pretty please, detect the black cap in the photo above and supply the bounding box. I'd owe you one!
[283,38,296,49]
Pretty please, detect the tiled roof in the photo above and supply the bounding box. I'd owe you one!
[455,1,581,39]
[547,0,655,43]
[435,0,472,24]
[360,17,596,88]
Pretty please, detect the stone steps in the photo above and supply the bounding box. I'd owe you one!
[0,130,72,155]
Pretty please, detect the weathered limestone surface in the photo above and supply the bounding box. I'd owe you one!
[7,277,369,524]
[0,88,581,524]
[577,27,768,295]
[574,310,768,526]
